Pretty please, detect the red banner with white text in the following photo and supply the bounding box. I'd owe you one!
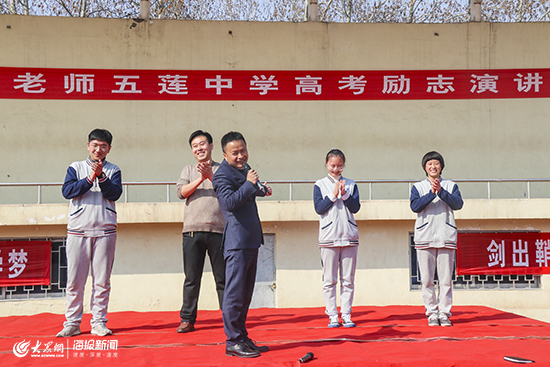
[0,241,51,286]
[0,67,549,101]
[457,233,550,275]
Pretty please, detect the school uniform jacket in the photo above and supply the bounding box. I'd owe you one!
[410,178,463,249]
[314,175,360,247]
[62,158,122,237]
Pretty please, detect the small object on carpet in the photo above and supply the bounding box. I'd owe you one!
[299,352,314,363]
[504,356,535,364]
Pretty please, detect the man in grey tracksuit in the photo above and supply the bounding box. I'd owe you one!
[57,128,122,338]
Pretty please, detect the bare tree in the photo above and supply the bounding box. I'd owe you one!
[481,0,550,22]
[22,0,137,17]
[78,0,86,17]
[2,0,29,14]
[314,0,550,23]
[1,0,549,22]
[9,0,17,14]
[319,0,353,22]
[320,0,469,23]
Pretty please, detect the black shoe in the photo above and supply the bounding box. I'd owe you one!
[246,339,270,353]
[225,342,261,358]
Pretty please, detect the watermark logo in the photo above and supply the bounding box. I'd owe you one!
[13,340,31,358]
[12,339,118,359]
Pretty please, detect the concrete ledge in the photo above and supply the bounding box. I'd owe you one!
[0,204,69,226]
[0,202,186,226]
[1,198,550,226]
[455,199,550,220]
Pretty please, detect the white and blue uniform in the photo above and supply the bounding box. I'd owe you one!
[410,178,463,318]
[314,175,360,316]
[62,158,122,328]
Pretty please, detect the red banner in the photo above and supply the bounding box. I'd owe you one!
[0,241,51,286]
[457,233,550,275]
[0,67,548,101]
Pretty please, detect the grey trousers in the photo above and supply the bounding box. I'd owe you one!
[320,246,358,316]
[64,234,116,328]
[417,247,455,318]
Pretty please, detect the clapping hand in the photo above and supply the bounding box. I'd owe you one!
[333,180,346,197]
[89,159,103,181]
[197,161,213,182]
[431,178,441,194]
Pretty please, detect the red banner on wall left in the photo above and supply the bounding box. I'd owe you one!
[0,241,51,287]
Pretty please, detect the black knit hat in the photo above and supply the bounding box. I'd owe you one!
[422,151,444,175]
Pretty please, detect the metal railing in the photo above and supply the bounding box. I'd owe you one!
[269,178,550,200]
[0,182,175,204]
[1,178,550,204]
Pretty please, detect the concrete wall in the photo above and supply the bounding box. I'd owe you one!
[1,16,550,322]
[2,16,550,186]
[1,200,549,323]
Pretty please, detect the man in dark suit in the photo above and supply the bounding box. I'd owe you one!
[213,131,272,358]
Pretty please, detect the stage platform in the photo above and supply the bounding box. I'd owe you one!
[1,306,549,366]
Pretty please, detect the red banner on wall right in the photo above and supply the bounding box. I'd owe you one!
[457,233,550,275]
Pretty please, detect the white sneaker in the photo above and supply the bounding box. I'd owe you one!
[428,314,440,327]
[56,325,81,338]
[341,314,356,328]
[439,315,452,327]
[91,324,113,336]
[328,315,340,328]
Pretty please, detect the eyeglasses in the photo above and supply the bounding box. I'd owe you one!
[89,143,109,151]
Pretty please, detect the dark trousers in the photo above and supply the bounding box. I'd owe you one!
[223,248,258,347]
[180,231,225,324]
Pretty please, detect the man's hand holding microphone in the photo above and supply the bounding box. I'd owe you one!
[243,163,272,196]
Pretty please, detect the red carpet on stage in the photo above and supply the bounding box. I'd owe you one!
[1,306,549,366]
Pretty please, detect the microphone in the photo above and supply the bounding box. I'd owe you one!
[242,163,267,194]
[299,352,314,363]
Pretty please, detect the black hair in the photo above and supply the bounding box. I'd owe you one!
[421,151,445,175]
[188,130,213,147]
[221,131,246,153]
[325,149,346,164]
[88,129,113,145]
